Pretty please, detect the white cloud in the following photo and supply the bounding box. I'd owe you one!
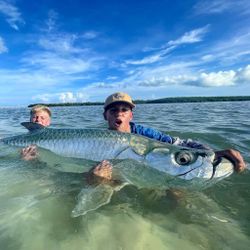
[3,64,249,105]
[125,47,175,65]
[135,65,250,88]
[194,0,233,14]
[139,75,197,87]
[237,65,250,82]
[201,54,214,61]
[32,94,50,103]
[91,81,120,89]
[125,54,163,65]
[59,92,75,103]
[39,12,97,53]
[0,36,8,53]
[44,10,58,32]
[106,76,118,80]
[194,0,250,15]
[199,32,250,66]
[124,26,209,66]
[0,68,59,86]
[134,61,198,80]
[21,52,94,74]
[39,11,95,56]
[0,66,92,99]
[168,26,209,46]
[0,22,105,102]
[82,31,99,40]
[37,32,89,55]
[24,23,104,75]
[200,70,236,86]
[0,0,24,30]
[32,91,89,103]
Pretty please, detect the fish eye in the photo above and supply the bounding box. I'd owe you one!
[174,150,197,166]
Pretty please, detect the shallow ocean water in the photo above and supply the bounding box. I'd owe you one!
[0,102,249,250]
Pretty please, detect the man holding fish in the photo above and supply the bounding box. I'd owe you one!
[92,92,246,180]
[21,93,246,179]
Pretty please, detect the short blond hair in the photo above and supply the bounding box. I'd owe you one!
[30,105,51,117]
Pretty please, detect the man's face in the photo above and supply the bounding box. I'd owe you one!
[104,103,133,132]
[30,111,51,127]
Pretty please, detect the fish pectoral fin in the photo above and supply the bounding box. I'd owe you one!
[71,184,114,217]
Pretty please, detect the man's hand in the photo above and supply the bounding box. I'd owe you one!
[215,149,246,173]
[92,160,113,180]
[21,145,38,161]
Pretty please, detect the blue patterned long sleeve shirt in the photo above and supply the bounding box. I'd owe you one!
[130,122,209,150]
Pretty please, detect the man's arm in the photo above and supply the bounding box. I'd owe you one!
[172,137,210,150]
[131,123,210,149]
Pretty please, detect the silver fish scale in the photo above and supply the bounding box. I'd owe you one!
[1,128,134,161]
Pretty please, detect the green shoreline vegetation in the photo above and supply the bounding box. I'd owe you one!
[28,96,250,108]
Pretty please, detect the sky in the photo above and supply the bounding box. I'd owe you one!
[0,0,250,106]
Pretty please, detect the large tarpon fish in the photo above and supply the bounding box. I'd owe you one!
[0,122,234,216]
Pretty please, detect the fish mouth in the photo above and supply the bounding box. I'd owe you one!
[176,167,198,177]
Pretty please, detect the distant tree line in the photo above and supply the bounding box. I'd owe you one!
[28,96,250,107]
[136,96,250,104]
[28,102,103,107]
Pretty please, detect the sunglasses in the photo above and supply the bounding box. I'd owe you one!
[108,107,132,114]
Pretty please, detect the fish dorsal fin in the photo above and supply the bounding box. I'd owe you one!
[21,122,46,132]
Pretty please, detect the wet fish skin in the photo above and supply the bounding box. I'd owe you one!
[0,126,234,181]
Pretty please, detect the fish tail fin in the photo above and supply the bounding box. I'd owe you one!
[21,122,46,132]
